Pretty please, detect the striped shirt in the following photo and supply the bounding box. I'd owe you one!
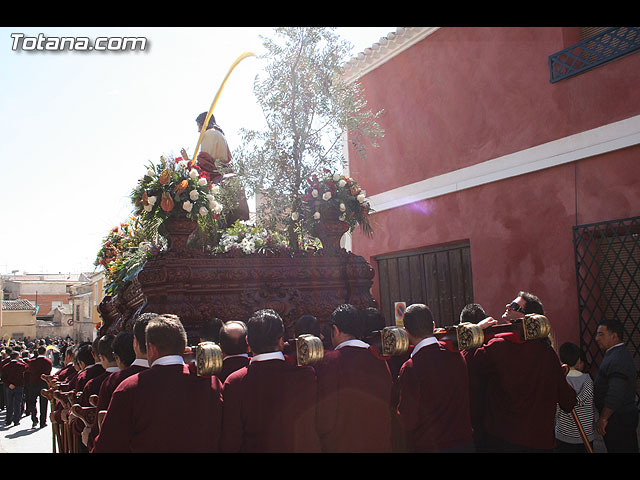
[555,370,595,443]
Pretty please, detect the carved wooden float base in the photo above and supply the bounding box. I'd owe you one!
[98,248,377,344]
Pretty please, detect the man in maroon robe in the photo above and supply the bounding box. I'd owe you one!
[396,303,475,452]
[221,309,321,453]
[217,320,250,384]
[469,292,577,452]
[92,314,223,453]
[25,345,53,428]
[315,304,394,452]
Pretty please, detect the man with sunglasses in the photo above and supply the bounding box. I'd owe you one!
[469,291,576,452]
[503,291,543,321]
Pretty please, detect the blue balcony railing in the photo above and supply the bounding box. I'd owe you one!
[549,27,640,83]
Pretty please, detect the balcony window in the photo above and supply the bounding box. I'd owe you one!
[549,27,640,83]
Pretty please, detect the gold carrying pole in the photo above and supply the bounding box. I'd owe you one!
[191,51,255,166]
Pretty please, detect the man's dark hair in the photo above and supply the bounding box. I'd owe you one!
[196,112,223,133]
[519,291,545,315]
[559,342,582,367]
[459,303,487,324]
[403,304,435,339]
[294,315,322,338]
[134,312,157,354]
[200,317,224,344]
[75,342,95,367]
[247,309,284,355]
[219,321,248,356]
[598,318,625,341]
[330,304,364,339]
[37,346,46,356]
[359,307,386,337]
[145,314,187,357]
[97,334,116,363]
[112,332,136,367]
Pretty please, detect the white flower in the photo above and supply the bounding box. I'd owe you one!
[143,205,152,212]
[240,237,255,254]
[291,211,299,221]
[198,206,208,216]
[338,179,346,188]
[209,184,220,194]
[189,169,199,179]
[339,214,346,221]
[339,203,346,212]
[311,189,318,198]
[210,201,223,215]
[147,195,157,205]
[146,168,154,177]
[189,190,199,201]
[313,211,321,220]
[333,173,341,181]
[357,193,366,203]
[178,160,188,169]
[322,191,332,201]
[182,201,193,212]
[198,177,208,186]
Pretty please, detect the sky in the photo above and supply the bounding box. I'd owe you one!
[0,26,395,276]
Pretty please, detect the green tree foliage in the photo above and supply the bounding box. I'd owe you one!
[234,27,384,248]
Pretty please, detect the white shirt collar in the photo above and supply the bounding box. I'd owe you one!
[105,366,120,373]
[334,339,370,350]
[224,353,249,360]
[151,355,185,367]
[411,336,439,357]
[130,358,149,368]
[249,351,285,364]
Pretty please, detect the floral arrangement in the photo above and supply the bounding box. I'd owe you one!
[94,219,139,269]
[94,217,162,295]
[298,169,374,236]
[131,154,224,226]
[215,220,289,255]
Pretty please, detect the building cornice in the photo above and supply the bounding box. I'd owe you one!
[368,114,640,213]
[342,27,440,84]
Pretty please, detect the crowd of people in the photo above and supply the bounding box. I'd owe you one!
[0,336,74,430]
[2,291,638,454]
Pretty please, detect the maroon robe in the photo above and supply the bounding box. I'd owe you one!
[86,362,148,451]
[315,344,393,452]
[469,334,577,451]
[217,355,250,384]
[75,363,105,393]
[93,361,222,453]
[25,356,52,386]
[221,357,321,453]
[397,340,474,452]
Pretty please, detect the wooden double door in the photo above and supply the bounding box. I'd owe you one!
[375,242,474,328]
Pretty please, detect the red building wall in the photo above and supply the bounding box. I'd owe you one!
[348,27,640,346]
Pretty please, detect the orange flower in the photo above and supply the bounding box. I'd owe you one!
[159,169,171,185]
[160,192,174,212]
[174,179,189,195]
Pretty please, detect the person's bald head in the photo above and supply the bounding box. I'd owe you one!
[219,321,248,356]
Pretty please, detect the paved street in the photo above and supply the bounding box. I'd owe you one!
[0,406,56,453]
[0,366,61,454]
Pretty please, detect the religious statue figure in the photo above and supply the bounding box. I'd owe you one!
[189,112,250,228]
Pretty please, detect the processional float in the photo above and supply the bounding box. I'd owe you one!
[85,52,592,454]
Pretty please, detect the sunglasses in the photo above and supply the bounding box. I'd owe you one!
[508,301,526,314]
